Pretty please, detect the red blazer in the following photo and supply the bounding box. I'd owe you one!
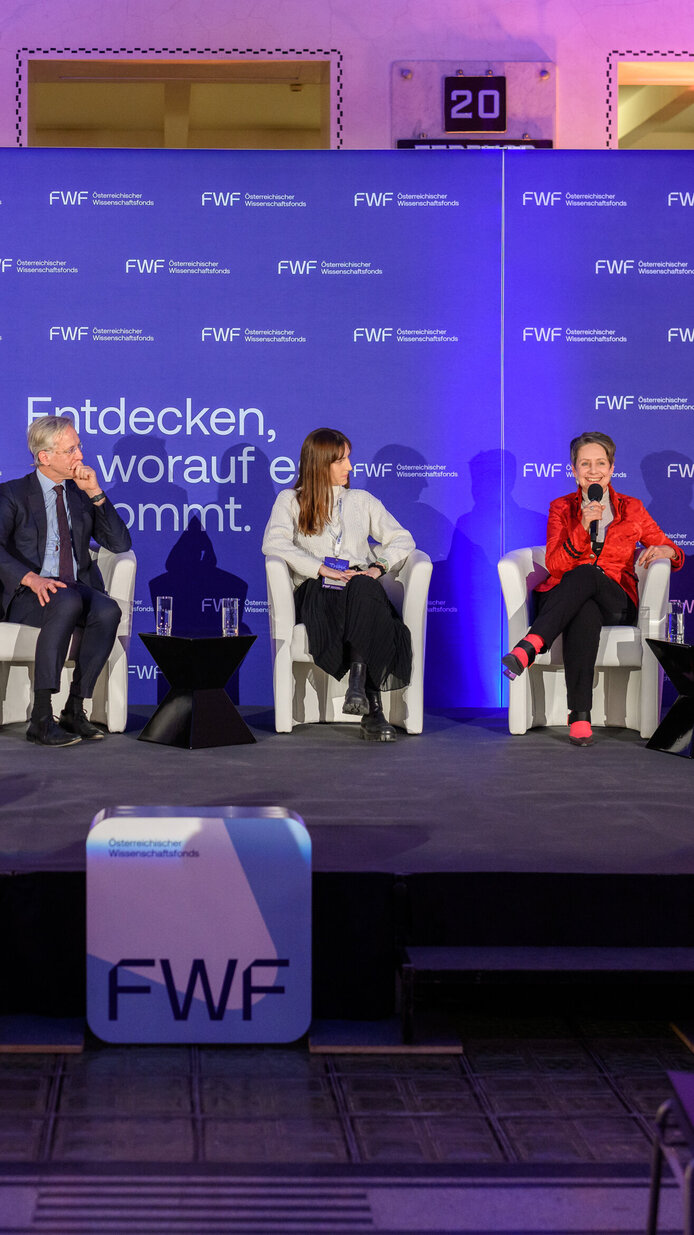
[535,486,685,608]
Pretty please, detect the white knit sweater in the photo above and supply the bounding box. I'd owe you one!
[262,486,415,588]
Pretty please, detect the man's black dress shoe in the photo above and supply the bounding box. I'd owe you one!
[26,717,81,746]
[58,706,106,741]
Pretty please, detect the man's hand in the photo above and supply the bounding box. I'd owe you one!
[20,571,67,607]
[70,460,103,499]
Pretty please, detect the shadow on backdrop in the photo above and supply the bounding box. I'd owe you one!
[428,450,548,708]
[366,444,454,564]
[216,444,278,617]
[149,518,248,704]
[104,434,189,530]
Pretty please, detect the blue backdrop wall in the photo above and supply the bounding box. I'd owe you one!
[1,148,693,708]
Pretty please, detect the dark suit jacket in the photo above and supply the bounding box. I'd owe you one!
[0,470,132,620]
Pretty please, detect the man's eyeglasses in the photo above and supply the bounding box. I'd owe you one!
[51,442,82,456]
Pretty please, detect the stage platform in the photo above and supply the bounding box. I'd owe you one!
[1,707,694,1023]
[1,706,693,877]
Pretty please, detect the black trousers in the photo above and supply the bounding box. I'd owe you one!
[295,573,412,691]
[7,580,121,697]
[530,565,637,714]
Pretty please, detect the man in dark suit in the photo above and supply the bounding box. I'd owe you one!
[0,416,132,745]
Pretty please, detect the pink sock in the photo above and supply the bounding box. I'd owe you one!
[510,633,544,668]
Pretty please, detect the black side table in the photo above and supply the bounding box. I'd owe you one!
[137,633,256,749]
[645,638,694,758]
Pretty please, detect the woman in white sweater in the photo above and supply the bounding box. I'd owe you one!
[262,427,415,741]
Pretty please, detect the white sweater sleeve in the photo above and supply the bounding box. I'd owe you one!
[261,490,323,580]
[363,493,415,573]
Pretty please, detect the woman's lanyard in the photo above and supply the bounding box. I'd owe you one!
[328,496,344,556]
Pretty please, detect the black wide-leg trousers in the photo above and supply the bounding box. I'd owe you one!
[295,573,412,691]
[7,581,121,697]
[529,564,637,714]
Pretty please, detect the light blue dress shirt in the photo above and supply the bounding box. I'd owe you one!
[36,469,78,579]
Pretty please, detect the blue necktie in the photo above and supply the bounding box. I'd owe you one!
[54,485,75,582]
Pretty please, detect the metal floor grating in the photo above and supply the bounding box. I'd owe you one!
[2,1020,693,1169]
[0,1016,693,1231]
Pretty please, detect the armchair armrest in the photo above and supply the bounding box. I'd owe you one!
[264,555,298,734]
[398,550,433,639]
[498,546,548,646]
[265,556,297,641]
[95,548,137,639]
[91,547,137,732]
[637,557,671,640]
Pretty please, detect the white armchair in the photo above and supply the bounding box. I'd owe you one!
[0,547,137,733]
[265,550,433,734]
[497,546,671,738]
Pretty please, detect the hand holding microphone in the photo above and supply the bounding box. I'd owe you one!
[583,483,605,541]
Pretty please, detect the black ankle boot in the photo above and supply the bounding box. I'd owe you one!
[360,689,396,742]
[342,662,369,715]
[502,638,541,681]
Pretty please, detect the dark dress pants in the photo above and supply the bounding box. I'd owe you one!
[7,581,121,696]
[530,564,637,714]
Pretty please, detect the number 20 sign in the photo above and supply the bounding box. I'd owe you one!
[443,76,507,134]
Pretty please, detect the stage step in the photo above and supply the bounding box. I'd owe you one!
[399,945,694,1042]
[404,945,694,972]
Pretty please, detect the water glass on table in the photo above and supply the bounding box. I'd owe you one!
[156,595,173,637]
[667,599,685,644]
[221,597,239,637]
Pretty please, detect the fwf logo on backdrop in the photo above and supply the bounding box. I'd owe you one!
[201,328,241,341]
[594,259,635,273]
[522,191,562,205]
[353,327,393,341]
[49,189,88,204]
[276,260,317,274]
[522,463,564,477]
[522,327,562,341]
[49,326,88,341]
[353,191,394,206]
[201,191,241,205]
[595,395,635,409]
[125,258,164,273]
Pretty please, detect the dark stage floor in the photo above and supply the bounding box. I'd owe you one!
[1,707,692,877]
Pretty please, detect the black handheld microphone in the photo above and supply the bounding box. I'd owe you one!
[587,483,603,543]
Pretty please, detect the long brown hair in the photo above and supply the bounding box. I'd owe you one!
[294,428,352,535]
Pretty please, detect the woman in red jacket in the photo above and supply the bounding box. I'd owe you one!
[502,431,684,746]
